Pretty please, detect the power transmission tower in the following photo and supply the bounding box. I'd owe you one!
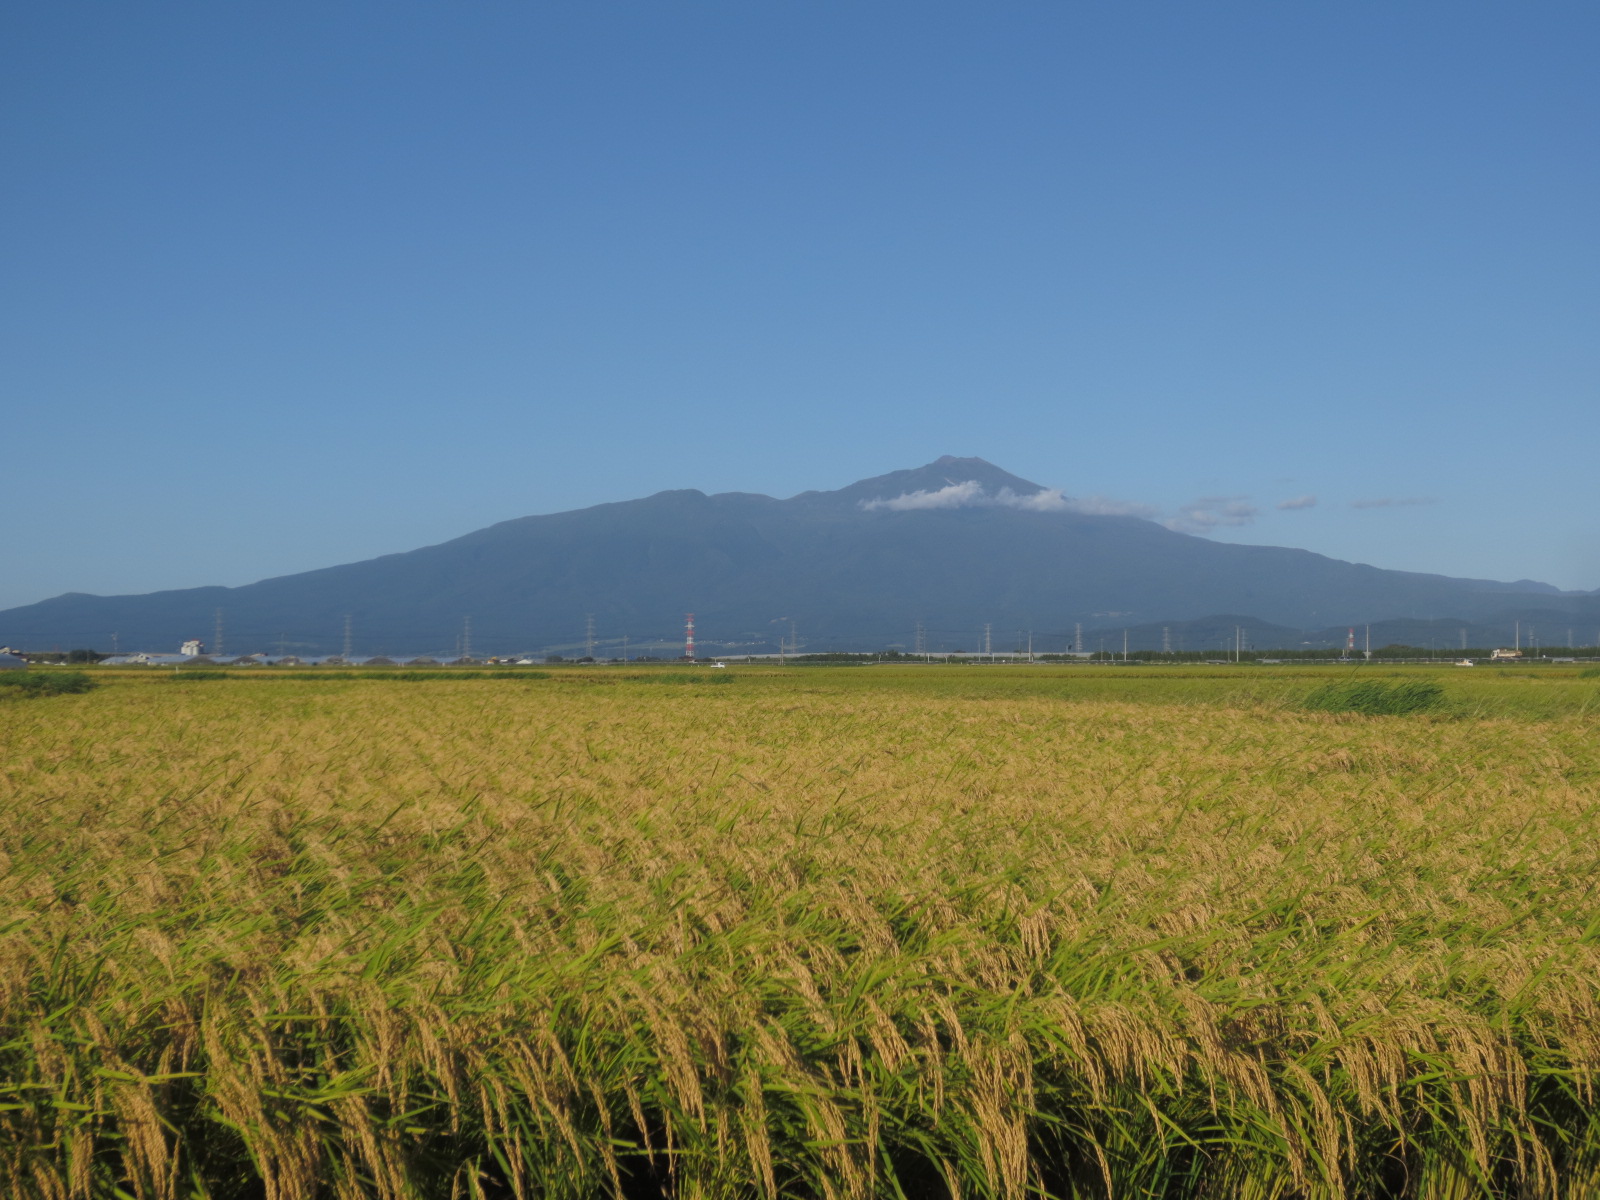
[585,614,596,661]
[1162,626,1172,654]
[111,632,119,654]
[462,616,472,661]
[983,623,992,659]
[1074,622,1083,654]
[914,620,926,657]
[342,614,353,661]
[213,608,224,658]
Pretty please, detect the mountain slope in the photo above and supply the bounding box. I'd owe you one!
[4,457,1592,655]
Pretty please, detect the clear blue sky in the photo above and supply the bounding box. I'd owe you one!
[5,1,1597,611]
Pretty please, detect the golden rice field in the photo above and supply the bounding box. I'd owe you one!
[3,664,1599,1199]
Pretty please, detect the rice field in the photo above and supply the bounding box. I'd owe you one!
[3,664,1599,1198]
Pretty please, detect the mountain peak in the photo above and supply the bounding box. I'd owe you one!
[812,457,1047,507]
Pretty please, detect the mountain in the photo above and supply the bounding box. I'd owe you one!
[4,457,1595,656]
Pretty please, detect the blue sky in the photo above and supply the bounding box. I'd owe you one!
[4,1,1597,611]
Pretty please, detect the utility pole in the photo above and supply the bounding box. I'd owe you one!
[1123,629,1129,660]
[1027,631,1033,662]
[1364,624,1371,660]
[342,614,353,661]
[1515,620,1521,651]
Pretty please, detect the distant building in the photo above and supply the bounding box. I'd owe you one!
[1490,648,1522,660]
[181,639,205,657]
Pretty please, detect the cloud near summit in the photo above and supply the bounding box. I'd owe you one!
[860,480,1339,538]
[1163,497,1259,534]
[860,481,1157,518]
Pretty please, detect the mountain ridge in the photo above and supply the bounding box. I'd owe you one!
[3,458,1593,655]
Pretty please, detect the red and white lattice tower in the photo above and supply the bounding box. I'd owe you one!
[685,613,696,660]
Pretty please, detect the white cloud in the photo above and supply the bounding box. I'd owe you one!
[995,486,1070,512]
[862,481,1156,517]
[860,480,989,511]
[857,478,1297,537]
[1350,496,1438,509]
[1060,494,1161,518]
[1164,496,1259,534]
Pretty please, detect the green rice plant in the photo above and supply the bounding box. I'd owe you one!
[1302,677,1445,715]
[0,670,96,696]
